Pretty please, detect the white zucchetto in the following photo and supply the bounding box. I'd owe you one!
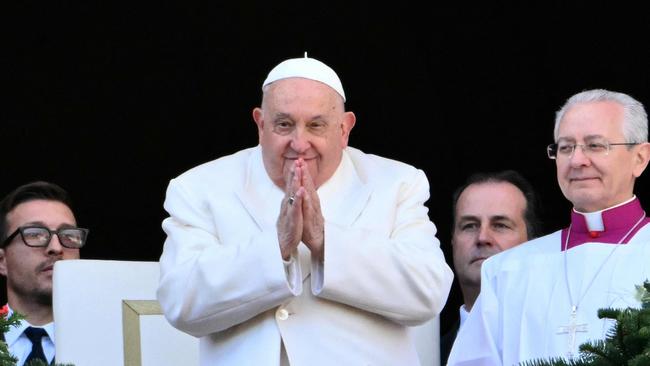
[262,53,346,102]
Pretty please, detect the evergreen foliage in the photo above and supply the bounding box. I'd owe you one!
[0,306,74,366]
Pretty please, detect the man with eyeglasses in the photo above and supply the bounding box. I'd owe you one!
[0,181,88,365]
[448,89,650,365]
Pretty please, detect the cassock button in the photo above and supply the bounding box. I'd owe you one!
[276,308,289,320]
[589,231,601,238]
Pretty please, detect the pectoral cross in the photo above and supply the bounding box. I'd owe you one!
[557,306,588,358]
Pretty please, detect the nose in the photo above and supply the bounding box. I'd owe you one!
[46,234,65,255]
[569,145,592,167]
[477,226,494,246]
[290,128,310,153]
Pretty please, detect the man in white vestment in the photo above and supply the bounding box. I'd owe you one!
[447,89,650,366]
[156,55,454,366]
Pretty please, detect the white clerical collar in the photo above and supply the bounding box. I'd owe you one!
[459,304,470,329]
[573,196,636,232]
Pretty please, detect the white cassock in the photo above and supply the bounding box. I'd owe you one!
[157,146,453,366]
[448,198,650,366]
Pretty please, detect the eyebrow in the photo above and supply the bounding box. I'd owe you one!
[456,215,517,224]
[489,215,516,224]
[456,215,479,225]
[272,113,329,123]
[20,221,77,229]
[272,113,293,122]
[557,134,605,142]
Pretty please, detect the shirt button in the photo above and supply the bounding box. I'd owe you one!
[277,308,289,320]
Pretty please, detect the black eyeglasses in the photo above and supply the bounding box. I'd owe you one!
[2,226,88,249]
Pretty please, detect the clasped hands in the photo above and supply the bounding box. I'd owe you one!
[277,158,324,261]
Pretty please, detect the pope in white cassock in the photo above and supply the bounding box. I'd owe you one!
[157,55,453,366]
[447,89,650,366]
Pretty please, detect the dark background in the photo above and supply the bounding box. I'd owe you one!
[3,2,650,336]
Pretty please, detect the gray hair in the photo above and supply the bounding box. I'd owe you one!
[553,89,648,143]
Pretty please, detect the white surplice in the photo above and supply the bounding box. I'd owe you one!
[447,224,650,366]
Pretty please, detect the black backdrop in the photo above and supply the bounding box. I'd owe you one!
[4,2,650,336]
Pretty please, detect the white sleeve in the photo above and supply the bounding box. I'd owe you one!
[156,178,301,337]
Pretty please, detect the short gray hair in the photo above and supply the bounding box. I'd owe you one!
[553,89,648,143]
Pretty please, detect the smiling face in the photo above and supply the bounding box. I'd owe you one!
[0,199,80,307]
[252,77,355,189]
[452,181,529,307]
[555,101,649,212]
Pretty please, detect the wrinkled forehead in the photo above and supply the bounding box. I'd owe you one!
[557,101,625,139]
[263,78,345,110]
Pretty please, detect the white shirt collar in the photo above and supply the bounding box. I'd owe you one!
[4,305,55,365]
[459,304,470,329]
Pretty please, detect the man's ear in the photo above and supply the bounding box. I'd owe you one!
[0,248,8,276]
[633,142,650,178]
[252,107,265,144]
[340,111,356,147]
[253,107,264,130]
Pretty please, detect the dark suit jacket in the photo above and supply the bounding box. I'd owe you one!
[439,320,459,366]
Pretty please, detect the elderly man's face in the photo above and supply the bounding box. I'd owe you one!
[556,101,649,212]
[252,78,355,189]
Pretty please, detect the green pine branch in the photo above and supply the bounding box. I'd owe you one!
[0,310,75,366]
